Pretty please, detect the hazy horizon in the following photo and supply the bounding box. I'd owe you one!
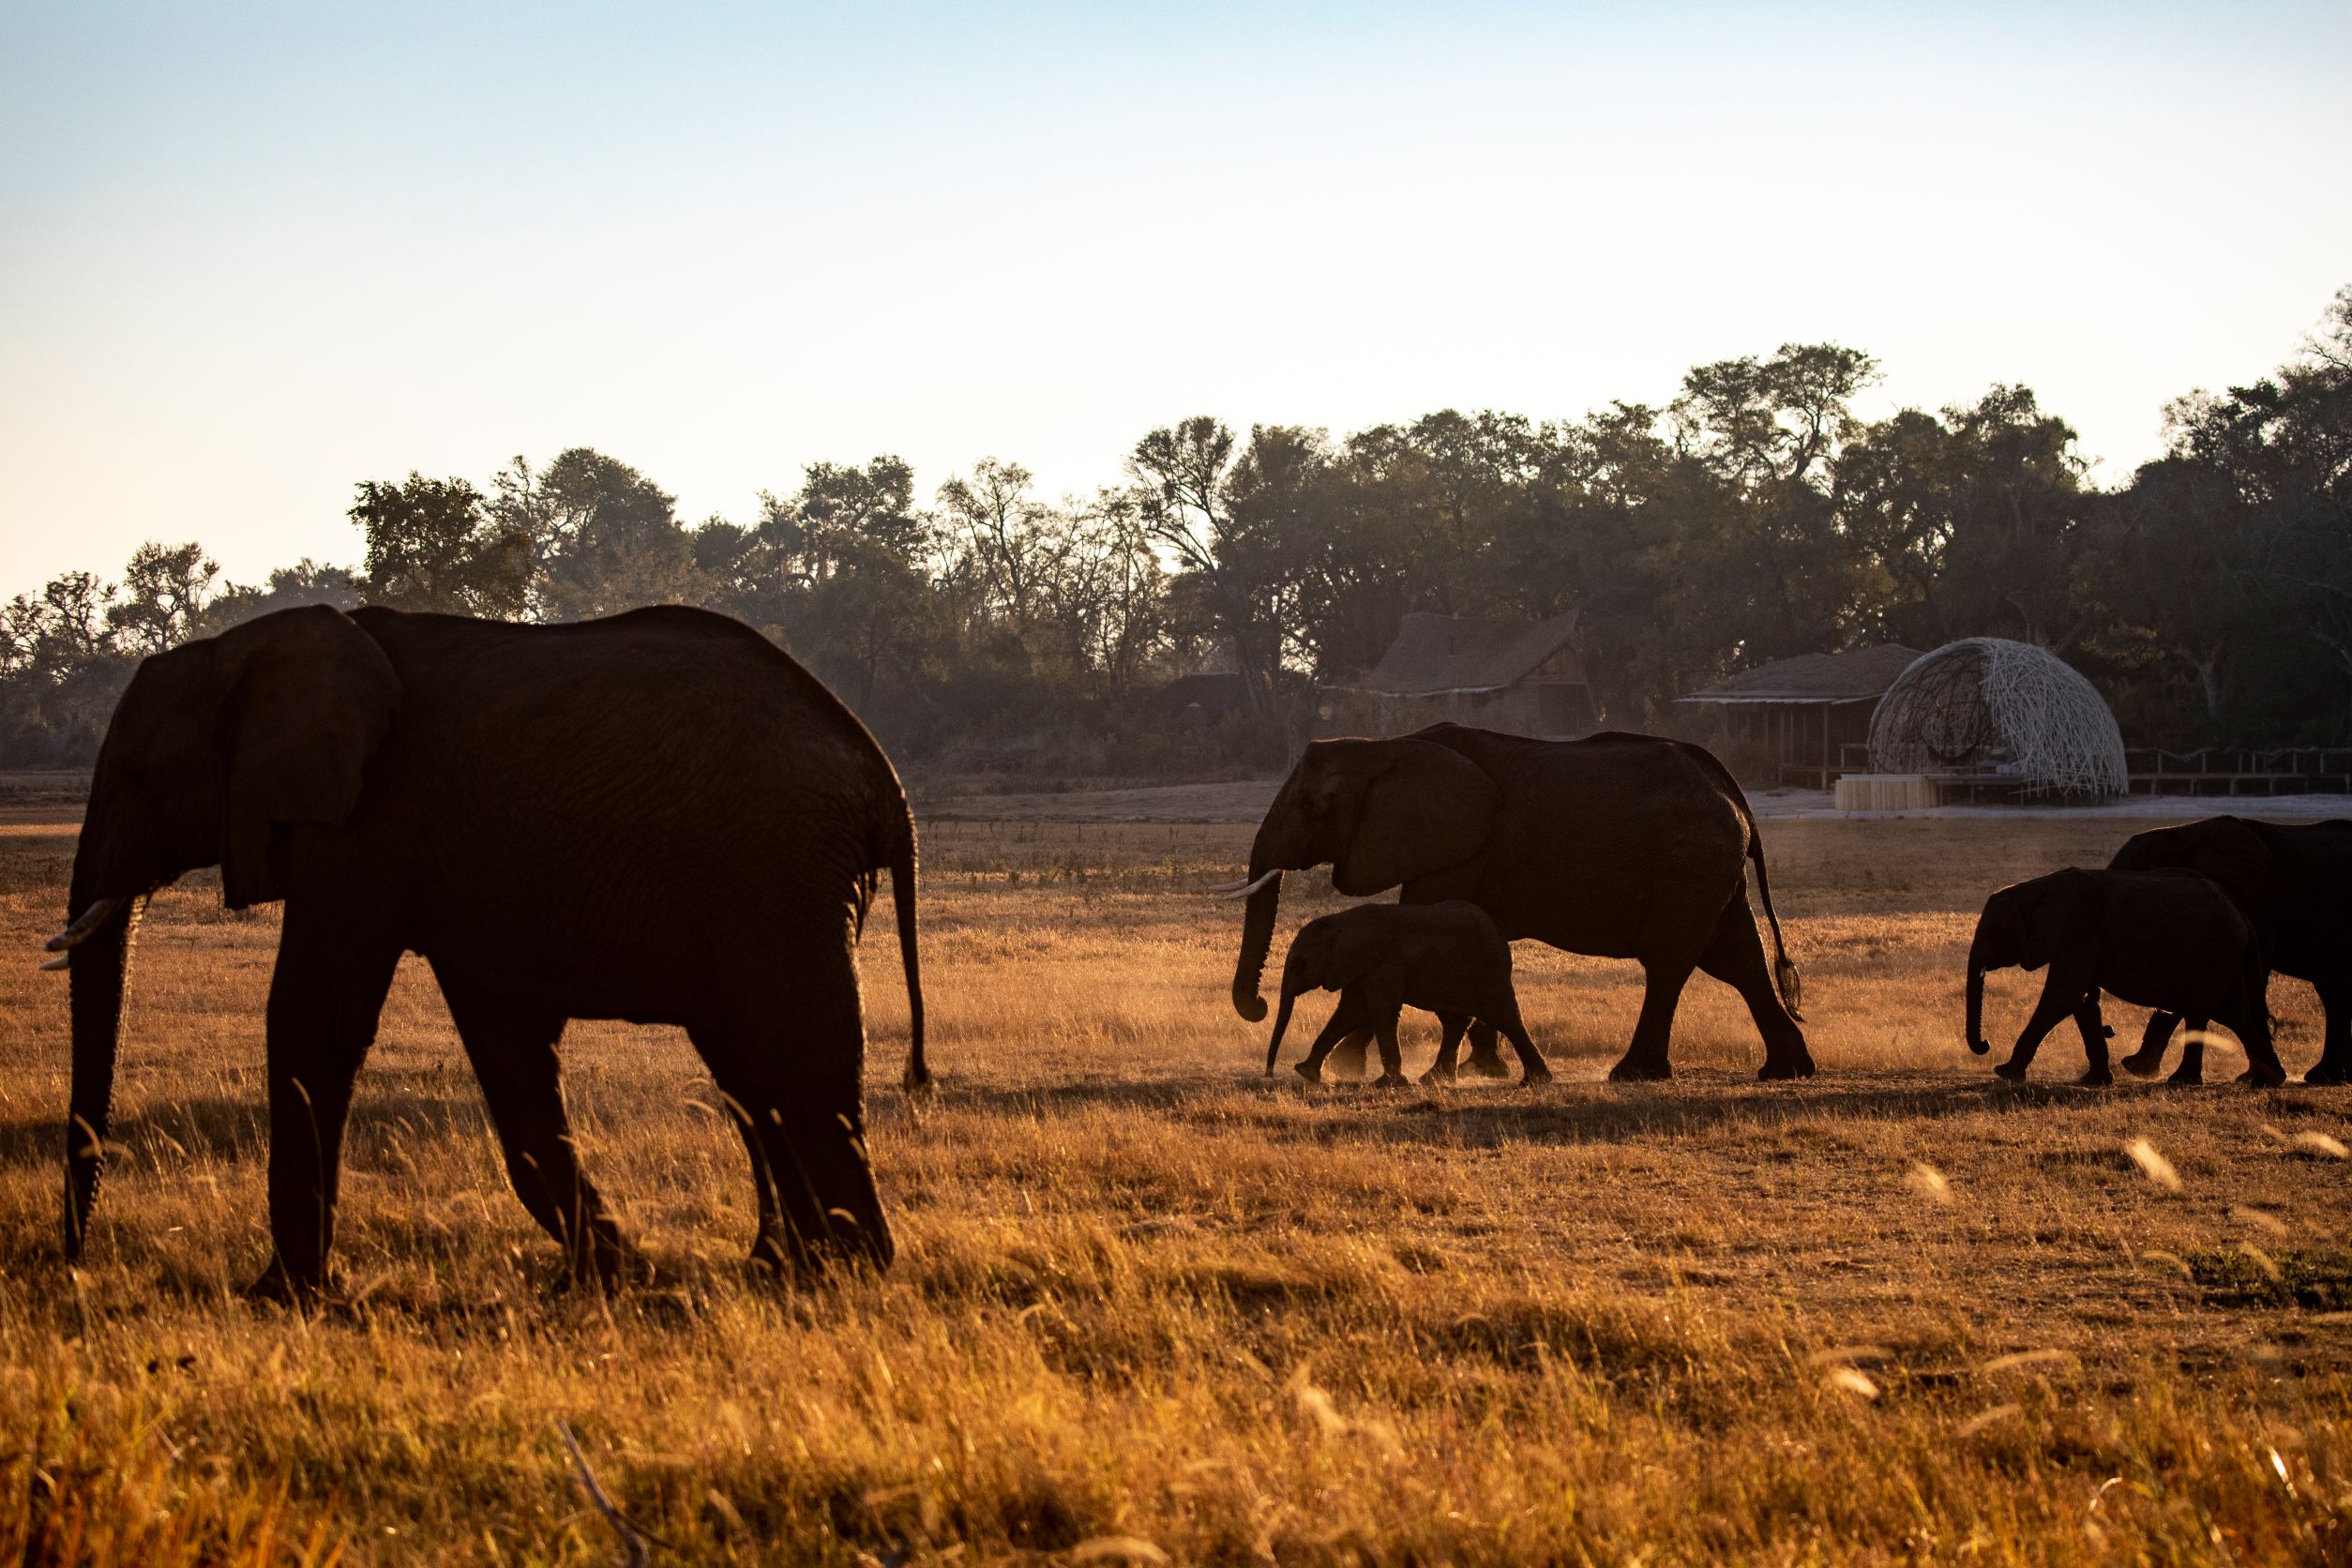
[4,1,2347,592]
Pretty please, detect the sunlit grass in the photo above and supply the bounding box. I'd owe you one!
[1,813,2348,1562]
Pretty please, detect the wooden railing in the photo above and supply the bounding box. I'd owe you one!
[1785,745,2352,798]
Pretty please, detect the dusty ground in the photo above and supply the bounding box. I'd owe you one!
[2,795,2349,1563]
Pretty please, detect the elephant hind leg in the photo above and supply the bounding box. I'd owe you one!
[2073,995,2114,1087]
[693,998,892,1278]
[1486,1000,1553,1088]
[435,965,632,1288]
[1457,1022,1512,1078]
[1696,893,1813,1080]
[2305,982,2352,1085]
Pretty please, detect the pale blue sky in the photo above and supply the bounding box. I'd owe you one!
[3,2,2346,591]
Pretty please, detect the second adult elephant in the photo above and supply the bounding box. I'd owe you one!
[1226,725,1809,1081]
[2106,816,2352,1083]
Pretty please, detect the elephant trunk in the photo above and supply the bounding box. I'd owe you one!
[1230,870,1283,1023]
[63,896,140,1258]
[1964,930,1989,1056]
[1264,982,1299,1075]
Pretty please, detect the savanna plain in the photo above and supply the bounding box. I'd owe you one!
[3,786,2350,1566]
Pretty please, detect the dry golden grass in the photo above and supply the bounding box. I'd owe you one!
[3,809,2351,1564]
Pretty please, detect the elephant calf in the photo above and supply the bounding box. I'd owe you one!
[1265,902,1551,1088]
[1966,867,2284,1087]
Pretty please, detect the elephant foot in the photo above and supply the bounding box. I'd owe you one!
[1461,1052,1513,1081]
[1607,1055,1671,1083]
[1420,1064,1457,1086]
[2167,1066,2206,1087]
[574,1236,651,1294]
[2118,1050,2166,1079]
[2238,1063,2289,1089]
[1372,1072,1410,1090]
[2076,1068,2115,1089]
[1518,1064,1555,1089]
[2303,1060,2352,1086]
[1993,1061,2029,1083]
[748,1229,886,1283]
[243,1258,325,1308]
[1293,1062,1323,1086]
[1757,1052,1817,1082]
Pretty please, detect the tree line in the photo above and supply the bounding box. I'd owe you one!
[5,285,2346,773]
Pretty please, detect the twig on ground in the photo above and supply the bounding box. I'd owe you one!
[555,1420,650,1568]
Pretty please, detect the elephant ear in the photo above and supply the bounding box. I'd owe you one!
[1332,740,1500,897]
[1311,916,1394,993]
[2017,869,2099,972]
[215,606,403,910]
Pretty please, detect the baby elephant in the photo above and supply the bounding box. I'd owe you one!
[1966,867,2284,1086]
[1265,901,1552,1087]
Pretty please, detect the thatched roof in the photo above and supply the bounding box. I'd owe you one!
[1867,638,2127,797]
[1335,611,1581,696]
[1681,645,1924,705]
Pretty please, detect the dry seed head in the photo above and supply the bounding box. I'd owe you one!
[1071,1538,1172,1565]
[2292,1130,2350,1159]
[1980,1348,2079,1376]
[1823,1366,1880,1399]
[1905,1161,1952,1202]
[2238,1243,2284,1284]
[1806,1345,1892,1368]
[1957,1403,2022,1438]
[2231,1205,2290,1238]
[2139,1249,2194,1279]
[2125,1138,2182,1191]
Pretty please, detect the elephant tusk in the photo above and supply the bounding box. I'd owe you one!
[1222,870,1280,900]
[44,896,128,954]
[39,953,68,972]
[1205,877,1247,892]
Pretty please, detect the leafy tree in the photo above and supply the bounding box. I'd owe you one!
[351,473,533,618]
[106,542,219,655]
[492,448,698,621]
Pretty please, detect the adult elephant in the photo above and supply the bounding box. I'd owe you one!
[1226,725,1810,1081]
[47,602,925,1300]
[2105,815,2352,1083]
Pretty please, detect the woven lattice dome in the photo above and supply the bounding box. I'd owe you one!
[1866,638,2127,797]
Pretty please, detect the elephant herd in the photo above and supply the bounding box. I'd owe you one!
[35,604,2352,1298]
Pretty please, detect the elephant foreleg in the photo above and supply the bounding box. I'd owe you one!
[1996,954,2095,1083]
[1296,1002,1367,1085]
[252,917,403,1302]
[434,965,632,1288]
[2118,1010,2178,1078]
[1367,988,1410,1088]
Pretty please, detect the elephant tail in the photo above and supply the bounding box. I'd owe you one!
[891,811,929,1093]
[1748,824,1802,1021]
[1688,741,1803,1021]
